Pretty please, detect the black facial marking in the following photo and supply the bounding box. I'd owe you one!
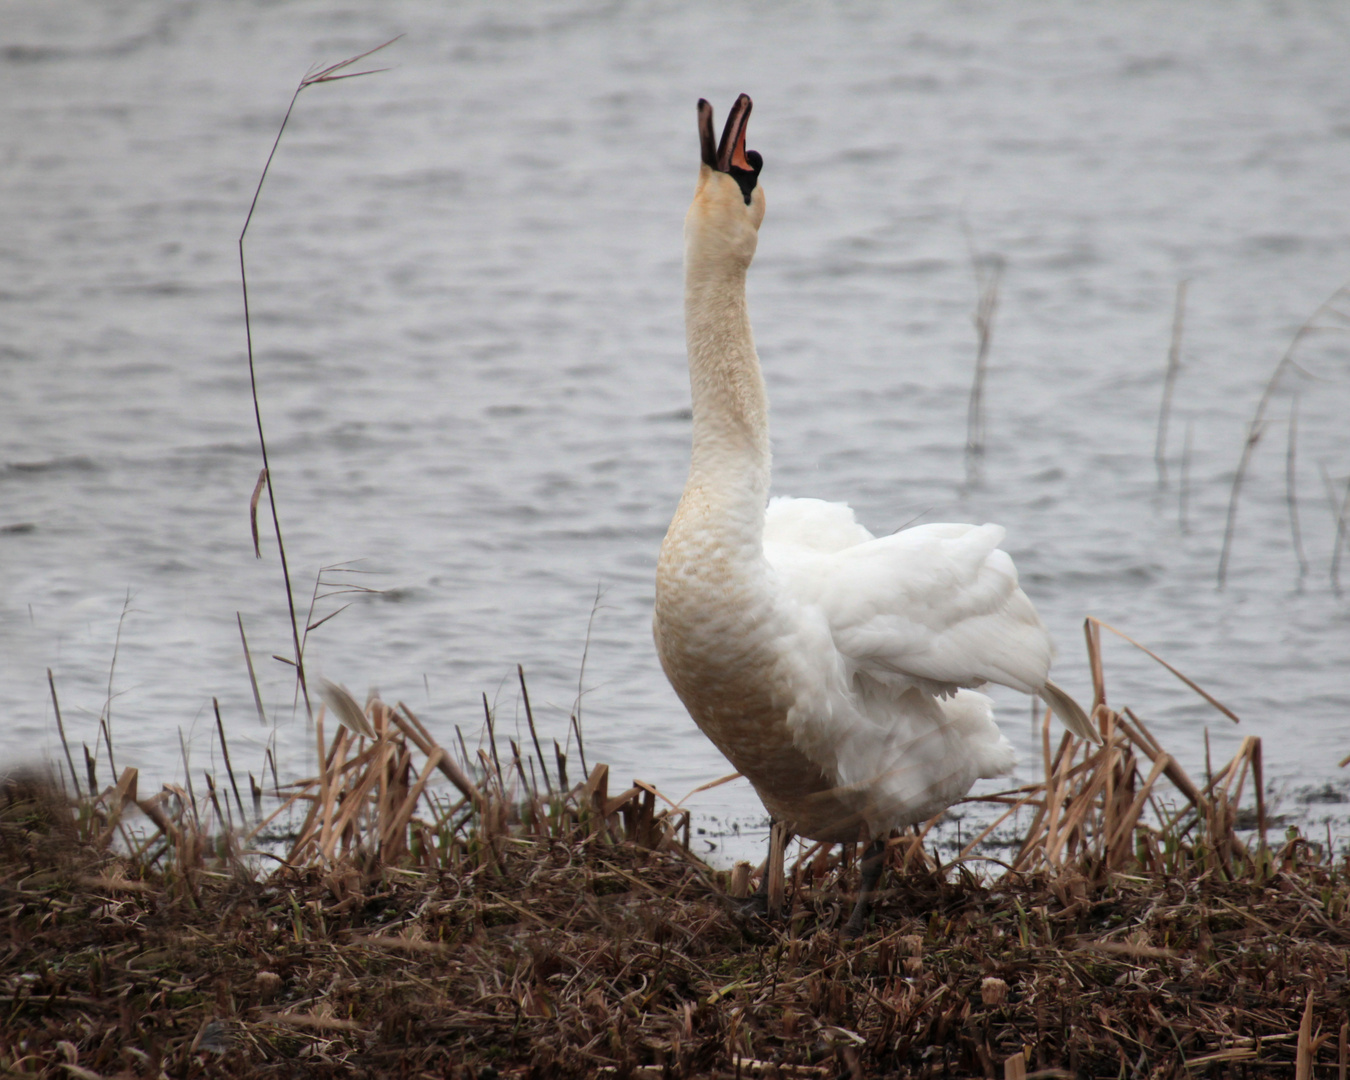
[729,149,763,205]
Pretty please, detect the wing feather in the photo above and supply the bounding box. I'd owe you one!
[764,500,1054,696]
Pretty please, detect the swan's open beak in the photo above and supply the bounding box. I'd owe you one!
[697,94,752,172]
[697,94,763,203]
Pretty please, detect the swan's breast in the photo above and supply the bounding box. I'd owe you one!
[655,511,854,836]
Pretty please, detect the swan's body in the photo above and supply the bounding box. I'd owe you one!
[654,96,1092,851]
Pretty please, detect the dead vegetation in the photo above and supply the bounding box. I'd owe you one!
[4,635,1350,1080]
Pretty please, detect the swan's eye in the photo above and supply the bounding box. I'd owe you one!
[730,150,763,205]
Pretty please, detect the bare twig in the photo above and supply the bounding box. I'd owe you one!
[265,741,280,798]
[1155,280,1188,486]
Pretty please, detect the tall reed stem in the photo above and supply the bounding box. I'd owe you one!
[236,39,399,718]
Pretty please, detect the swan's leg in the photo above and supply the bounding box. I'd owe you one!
[739,855,770,915]
[842,838,887,939]
[739,820,791,918]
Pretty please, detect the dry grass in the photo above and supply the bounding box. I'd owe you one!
[4,646,1349,1079]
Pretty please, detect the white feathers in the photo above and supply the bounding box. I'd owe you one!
[760,497,1045,830]
[766,499,1054,697]
[763,496,874,553]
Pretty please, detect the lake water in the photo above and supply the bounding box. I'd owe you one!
[4,1,1349,864]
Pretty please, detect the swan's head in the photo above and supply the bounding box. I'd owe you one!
[687,94,765,267]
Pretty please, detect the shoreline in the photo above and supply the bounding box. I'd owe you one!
[4,683,1348,1078]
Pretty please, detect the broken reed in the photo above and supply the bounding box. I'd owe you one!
[272,690,688,871]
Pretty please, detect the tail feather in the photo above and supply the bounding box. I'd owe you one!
[1041,679,1100,744]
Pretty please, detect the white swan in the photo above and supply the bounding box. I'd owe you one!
[653,95,1095,933]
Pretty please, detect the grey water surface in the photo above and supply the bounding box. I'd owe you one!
[3,1,1350,863]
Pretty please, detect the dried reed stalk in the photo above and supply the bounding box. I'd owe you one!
[954,615,1263,885]
[237,39,400,716]
[257,689,700,876]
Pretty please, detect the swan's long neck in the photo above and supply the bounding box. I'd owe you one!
[680,239,770,544]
